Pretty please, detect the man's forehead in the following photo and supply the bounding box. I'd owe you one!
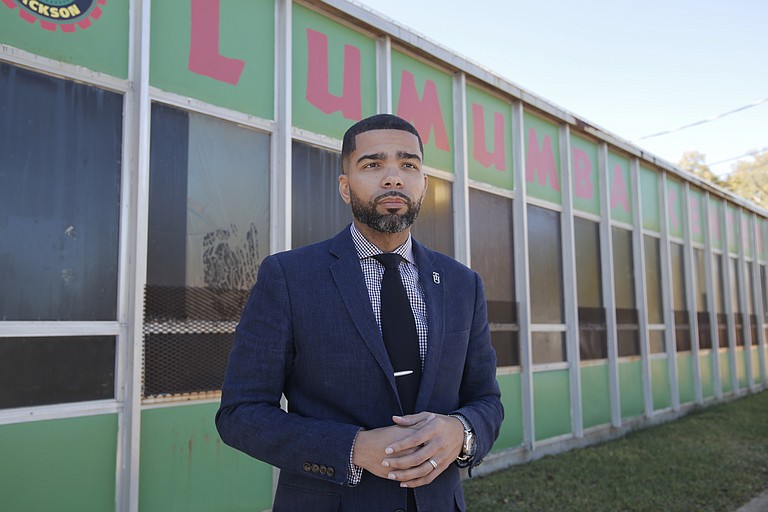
[353,129,421,152]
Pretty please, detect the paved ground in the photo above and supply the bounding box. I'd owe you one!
[736,489,768,512]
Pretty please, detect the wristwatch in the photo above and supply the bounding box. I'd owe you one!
[450,413,476,467]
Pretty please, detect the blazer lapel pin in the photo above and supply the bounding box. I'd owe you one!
[432,272,440,284]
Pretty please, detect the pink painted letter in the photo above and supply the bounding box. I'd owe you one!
[305,28,362,120]
[189,0,245,85]
[396,71,450,151]
[471,104,506,170]
[525,128,559,191]
[610,164,630,213]
[572,147,593,200]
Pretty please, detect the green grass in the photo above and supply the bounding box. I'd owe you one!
[465,390,768,511]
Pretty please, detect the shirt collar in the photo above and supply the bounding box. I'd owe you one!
[350,223,415,265]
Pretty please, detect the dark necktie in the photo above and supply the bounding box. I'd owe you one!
[372,253,422,414]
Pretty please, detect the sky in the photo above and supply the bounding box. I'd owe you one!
[355,0,767,176]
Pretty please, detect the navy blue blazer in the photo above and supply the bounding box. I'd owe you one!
[216,226,503,511]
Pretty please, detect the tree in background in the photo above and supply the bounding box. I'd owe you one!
[678,150,724,185]
[724,150,768,206]
[678,149,768,207]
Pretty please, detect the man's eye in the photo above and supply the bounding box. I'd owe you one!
[362,162,379,169]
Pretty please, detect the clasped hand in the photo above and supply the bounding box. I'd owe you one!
[352,412,464,488]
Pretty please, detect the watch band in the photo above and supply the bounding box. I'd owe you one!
[449,413,476,467]
[449,413,472,433]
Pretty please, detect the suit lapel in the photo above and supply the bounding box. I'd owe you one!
[413,240,445,412]
[329,228,398,391]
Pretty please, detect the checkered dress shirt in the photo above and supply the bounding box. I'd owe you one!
[347,223,429,484]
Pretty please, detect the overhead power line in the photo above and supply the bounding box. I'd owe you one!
[634,96,768,141]
[708,146,768,167]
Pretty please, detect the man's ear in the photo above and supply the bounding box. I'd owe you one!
[339,173,351,205]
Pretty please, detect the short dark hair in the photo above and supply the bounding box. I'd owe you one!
[341,114,424,171]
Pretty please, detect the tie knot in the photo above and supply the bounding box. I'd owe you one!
[372,252,403,270]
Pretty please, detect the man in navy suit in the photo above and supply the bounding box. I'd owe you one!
[216,114,503,511]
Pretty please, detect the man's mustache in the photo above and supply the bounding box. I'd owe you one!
[374,191,413,204]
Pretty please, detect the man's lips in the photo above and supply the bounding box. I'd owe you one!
[378,198,406,208]
[375,192,410,209]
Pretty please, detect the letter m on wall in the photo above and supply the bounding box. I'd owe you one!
[396,70,450,151]
[526,127,560,191]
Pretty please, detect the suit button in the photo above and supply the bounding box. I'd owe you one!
[319,465,327,475]
[327,467,335,477]
[303,463,311,472]
[395,509,405,512]
[311,464,320,473]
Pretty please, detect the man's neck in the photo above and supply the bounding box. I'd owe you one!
[353,220,411,253]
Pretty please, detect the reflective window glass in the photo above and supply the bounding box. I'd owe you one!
[531,331,566,365]
[469,188,517,367]
[0,63,122,321]
[469,189,515,324]
[648,329,666,354]
[527,205,564,324]
[714,255,729,348]
[747,262,757,347]
[731,258,744,346]
[671,243,690,352]
[694,249,712,349]
[762,265,768,319]
[575,218,605,360]
[410,176,454,257]
[0,337,115,408]
[292,141,347,248]
[145,103,270,399]
[613,227,639,356]
[644,235,663,324]
[491,330,520,367]
[761,264,768,347]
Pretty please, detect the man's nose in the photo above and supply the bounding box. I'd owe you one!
[382,166,405,187]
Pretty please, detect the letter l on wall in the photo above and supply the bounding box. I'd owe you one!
[189,0,246,85]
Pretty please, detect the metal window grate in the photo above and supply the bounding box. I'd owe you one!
[142,285,249,401]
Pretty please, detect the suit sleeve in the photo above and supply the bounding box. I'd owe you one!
[215,254,361,486]
[452,271,504,471]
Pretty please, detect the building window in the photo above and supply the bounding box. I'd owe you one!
[0,63,122,321]
[747,262,758,347]
[761,265,768,347]
[469,188,518,367]
[532,332,566,365]
[0,63,121,410]
[694,248,712,349]
[613,227,639,357]
[145,103,270,400]
[644,235,665,353]
[528,205,565,363]
[292,141,348,248]
[575,218,606,360]
[671,243,691,352]
[0,337,115,409]
[731,258,744,346]
[714,255,729,348]
[410,176,454,257]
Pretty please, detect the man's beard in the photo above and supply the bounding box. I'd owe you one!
[349,190,422,234]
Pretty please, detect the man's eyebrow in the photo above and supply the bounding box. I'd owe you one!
[397,151,422,162]
[355,151,422,165]
[355,152,386,164]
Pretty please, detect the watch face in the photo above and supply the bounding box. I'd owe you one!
[466,432,477,456]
